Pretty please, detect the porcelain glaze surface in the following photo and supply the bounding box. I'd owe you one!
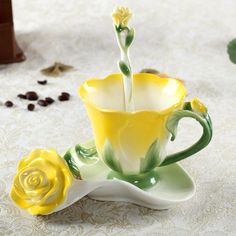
[79,73,212,182]
[55,141,195,212]
[10,149,74,215]
[79,73,186,175]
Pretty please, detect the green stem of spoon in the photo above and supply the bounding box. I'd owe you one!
[115,26,134,111]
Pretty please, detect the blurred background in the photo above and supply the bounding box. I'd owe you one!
[8,0,236,80]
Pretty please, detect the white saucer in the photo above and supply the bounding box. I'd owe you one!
[54,151,195,213]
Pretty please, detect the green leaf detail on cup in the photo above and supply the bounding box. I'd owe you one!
[102,139,160,189]
[140,139,161,173]
[102,140,123,173]
[227,38,236,64]
[102,139,162,175]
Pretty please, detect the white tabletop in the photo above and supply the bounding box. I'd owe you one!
[0,0,235,235]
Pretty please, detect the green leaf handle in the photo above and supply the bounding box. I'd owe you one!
[160,103,213,167]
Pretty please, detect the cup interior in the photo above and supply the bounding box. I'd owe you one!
[79,73,186,113]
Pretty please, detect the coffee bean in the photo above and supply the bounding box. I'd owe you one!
[61,92,70,98]
[58,92,70,102]
[37,100,48,107]
[37,80,47,85]
[26,91,39,101]
[45,97,54,104]
[58,95,69,101]
[17,94,27,99]
[27,104,35,111]
[5,101,13,107]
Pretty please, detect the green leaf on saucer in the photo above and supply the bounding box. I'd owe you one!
[64,150,81,179]
[227,39,236,64]
[75,144,98,164]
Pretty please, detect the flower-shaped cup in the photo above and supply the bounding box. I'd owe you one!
[79,73,212,189]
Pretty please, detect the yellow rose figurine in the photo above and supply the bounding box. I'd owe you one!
[10,149,74,215]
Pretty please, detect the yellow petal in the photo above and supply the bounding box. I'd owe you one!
[10,188,32,209]
[191,97,207,113]
[18,149,43,171]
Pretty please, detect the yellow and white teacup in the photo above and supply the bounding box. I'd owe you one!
[79,73,212,188]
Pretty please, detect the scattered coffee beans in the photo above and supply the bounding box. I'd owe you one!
[3,87,71,111]
[45,97,54,104]
[37,100,48,107]
[27,104,35,111]
[17,94,27,99]
[37,80,47,85]
[26,91,39,101]
[5,101,13,107]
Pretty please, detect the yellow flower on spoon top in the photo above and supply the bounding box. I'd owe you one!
[10,149,73,215]
[112,6,132,27]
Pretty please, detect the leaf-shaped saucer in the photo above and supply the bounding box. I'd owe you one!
[54,141,195,213]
